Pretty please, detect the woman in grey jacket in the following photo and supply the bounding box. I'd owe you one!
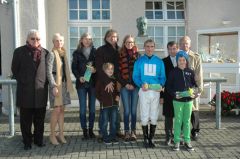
[47,33,73,145]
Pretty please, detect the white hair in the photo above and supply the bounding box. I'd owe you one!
[27,29,39,39]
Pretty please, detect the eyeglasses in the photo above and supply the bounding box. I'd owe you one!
[30,37,40,41]
[126,41,134,44]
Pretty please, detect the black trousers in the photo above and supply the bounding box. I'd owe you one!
[191,111,200,133]
[20,107,46,146]
[164,116,173,139]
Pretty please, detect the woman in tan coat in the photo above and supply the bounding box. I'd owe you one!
[47,33,73,145]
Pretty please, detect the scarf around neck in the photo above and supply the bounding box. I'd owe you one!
[26,42,42,66]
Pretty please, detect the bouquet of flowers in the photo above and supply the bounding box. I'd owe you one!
[83,62,93,82]
[143,83,162,91]
[209,90,240,113]
[176,88,196,98]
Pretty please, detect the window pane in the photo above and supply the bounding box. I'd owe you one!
[145,11,153,19]
[102,10,110,19]
[102,0,110,9]
[167,11,175,19]
[92,27,101,37]
[79,0,87,9]
[70,27,78,36]
[79,27,88,35]
[155,27,163,36]
[147,27,154,36]
[92,10,100,19]
[93,38,101,48]
[176,2,184,9]
[155,11,163,19]
[69,0,77,9]
[92,0,100,9]
[155,37,164,49]
[168,27,176,36]
[168,37,176,43]
[167,2,175,9]
[154,2,162,9]
[70,10,78,20]
[177,27,185,36]
[102,27,110,35]
[176,11,184,19]
[145,2,153,9]
[70,38,78,48]
[79,11,87,19]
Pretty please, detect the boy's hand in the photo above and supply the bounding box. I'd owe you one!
[105,82,114,93]
[115,96,120,102]
[160,98,164,104]
[141,84,148,91]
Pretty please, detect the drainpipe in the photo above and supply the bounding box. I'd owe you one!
[13,0,20,48]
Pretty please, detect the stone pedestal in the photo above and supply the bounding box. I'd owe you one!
[135,36,149,51]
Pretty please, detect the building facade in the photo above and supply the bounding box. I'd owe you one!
[1,0,240,113]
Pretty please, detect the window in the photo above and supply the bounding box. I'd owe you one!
[145,0,185,20]
[167,1,184,19]
[69,0,110,20]
[69,26,110,55]
[145,0,185,56]
[145,1,163,19]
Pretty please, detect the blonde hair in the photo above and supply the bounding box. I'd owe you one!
[102,62,114,71]
[52,33,64,43]
[77,32,93,49]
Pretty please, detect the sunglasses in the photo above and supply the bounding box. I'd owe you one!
[30,37,40,41]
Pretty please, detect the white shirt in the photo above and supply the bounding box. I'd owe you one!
[170,56,177,67]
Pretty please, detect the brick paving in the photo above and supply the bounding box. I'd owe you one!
[0,105,240,159]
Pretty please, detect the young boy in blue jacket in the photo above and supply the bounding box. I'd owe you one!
[166,50,198,151]
[133,39,166,148]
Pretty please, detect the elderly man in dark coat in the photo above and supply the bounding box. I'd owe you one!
[11,29,49,150]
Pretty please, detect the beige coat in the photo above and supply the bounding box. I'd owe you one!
[188,50,203,111]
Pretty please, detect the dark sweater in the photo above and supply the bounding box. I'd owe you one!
[95,75,119,109]
[166,67,197,102]
[71,47,96,89]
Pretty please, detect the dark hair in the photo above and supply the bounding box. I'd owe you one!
[167,41,178,49]
[104,29,118,44]
[144,39,155,47]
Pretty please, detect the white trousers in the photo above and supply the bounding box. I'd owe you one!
[139,88,160,126]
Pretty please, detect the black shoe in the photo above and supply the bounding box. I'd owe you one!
[172,143,180,151]
[111,138,119,145]
[97,136,103,143]
[82,128,89,140]
[103,139,112,145]
[192,132,199,141]
[34,142,46,147]
[184,142,194,151]
[89,128,96,138]
[24,145,32,150]
[142,125,149,148]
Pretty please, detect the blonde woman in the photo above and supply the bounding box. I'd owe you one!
[72,33,97,140]
[47,33,73,145]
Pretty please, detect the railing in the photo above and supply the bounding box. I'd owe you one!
[203,77,227,129]
[0,79,17,136]
[0,77,227,136]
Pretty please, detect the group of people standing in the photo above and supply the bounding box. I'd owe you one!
[11,28,202,152]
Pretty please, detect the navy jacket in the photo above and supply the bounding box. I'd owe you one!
[71,47,96,89]
[166,67,197,102]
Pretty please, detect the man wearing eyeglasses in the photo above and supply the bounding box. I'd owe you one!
[11,29,49,150]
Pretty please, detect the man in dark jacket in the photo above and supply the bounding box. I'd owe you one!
[161,41,178,145]
[11,29,49,150]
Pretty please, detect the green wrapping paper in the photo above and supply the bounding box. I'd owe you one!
[83,65,92,82]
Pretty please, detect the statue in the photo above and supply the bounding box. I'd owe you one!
[136,16,148,37]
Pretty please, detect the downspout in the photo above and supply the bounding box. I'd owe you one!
[13,0,20,48]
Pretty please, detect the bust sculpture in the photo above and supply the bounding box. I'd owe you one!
[136,16,148,37]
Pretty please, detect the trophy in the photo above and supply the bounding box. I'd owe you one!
[83,62,93,82]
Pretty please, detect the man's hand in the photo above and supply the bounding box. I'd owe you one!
[53,87,59,97]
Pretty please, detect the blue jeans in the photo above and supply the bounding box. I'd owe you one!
[77,87,96,129]
[102,106,118,141]
[120,87,139,132]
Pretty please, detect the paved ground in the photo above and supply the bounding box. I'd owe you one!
[0,105,240,159]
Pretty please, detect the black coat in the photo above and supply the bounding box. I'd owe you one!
[162,56,175,117]
[11,45,49,108]
[71,47,96,89]
[95,42,119,87]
